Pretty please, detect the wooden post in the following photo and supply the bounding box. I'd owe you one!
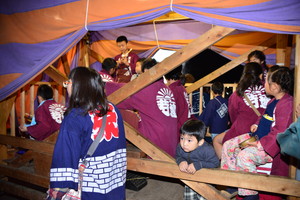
[10,102,15,137]
[20,90,25,126]
[30,84,34,115]
[276,34,288,66]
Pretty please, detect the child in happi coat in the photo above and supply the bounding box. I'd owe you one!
[19,84,66,141]
[165,65,193,142]
[176,119,220,200]
[221,66,293,200]
[99,58,117,82]
[198,82,228,140]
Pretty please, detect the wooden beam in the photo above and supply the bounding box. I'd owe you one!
[186,36,276,94]
[108,26,236,104]
[124,122,229,200]
[44,65,68,86]
[61,54,70,76]
[0,164,49,188]
[0,180,47,199]
[0,135,54,154]
[276,34,288,66]
[89,48,105,63]
[127,157,300,197]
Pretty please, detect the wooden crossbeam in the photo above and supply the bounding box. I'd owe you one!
[0,164,49,188]
[44,65,68,86]
[0,135,54,154]
[127,157,300,197]
[186,36,276,94]
[108,26,235,104]
[125,122,229,200]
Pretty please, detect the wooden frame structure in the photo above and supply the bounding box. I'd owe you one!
[0,25,299,199]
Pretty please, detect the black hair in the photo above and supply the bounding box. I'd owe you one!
[164,65,186,85]
[212,82,224,95]
[180,119,206,142]
[248,50,266,65]
[236,62,263,96]
[268,66,293,95]
[65,67,109,116]
[37,84,53,100]
[165,65,182,80]
[102,58,117,72]
[142,58,157,72]
[116,35,128,43]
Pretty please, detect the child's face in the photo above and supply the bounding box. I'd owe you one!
[180,134,202,152]
[117,41,128,54]
[264,73,278,96]
[249,56,263,65]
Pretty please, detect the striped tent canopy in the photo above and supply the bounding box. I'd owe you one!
[1,0,300,101]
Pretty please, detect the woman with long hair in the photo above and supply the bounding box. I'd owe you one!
[213,62,270,159]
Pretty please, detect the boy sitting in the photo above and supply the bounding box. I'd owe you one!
[176,119,220,200]
[19,84,66,141]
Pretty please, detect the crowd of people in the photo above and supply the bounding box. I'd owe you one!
[19,34,299,200]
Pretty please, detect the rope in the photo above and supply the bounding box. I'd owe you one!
[84,0,90,31]
[170,0,174,11]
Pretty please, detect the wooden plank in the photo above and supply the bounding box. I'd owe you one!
[89,48,105,63]
[44,65,68,86]
[0,164,49,188]
[186,36,276,94]
[0,96,16,162]
[124,122,229,200]
[0,135,54,154]
[127,157,300,197]
[33,152,52,177]
[108,26,236,104]
[0,180,47,199]
[276,34,288,66]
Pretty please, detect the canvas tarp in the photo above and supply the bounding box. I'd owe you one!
[1,0,300,101]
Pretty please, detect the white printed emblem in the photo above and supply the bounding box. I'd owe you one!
[49,103,66,124]
[244,85,270,109]
[217,103,228,118]
[156,88,177,118]
[100,74,114,82]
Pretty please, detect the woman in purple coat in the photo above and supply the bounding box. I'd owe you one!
[106,58,178,157]
[165,65,193,143]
